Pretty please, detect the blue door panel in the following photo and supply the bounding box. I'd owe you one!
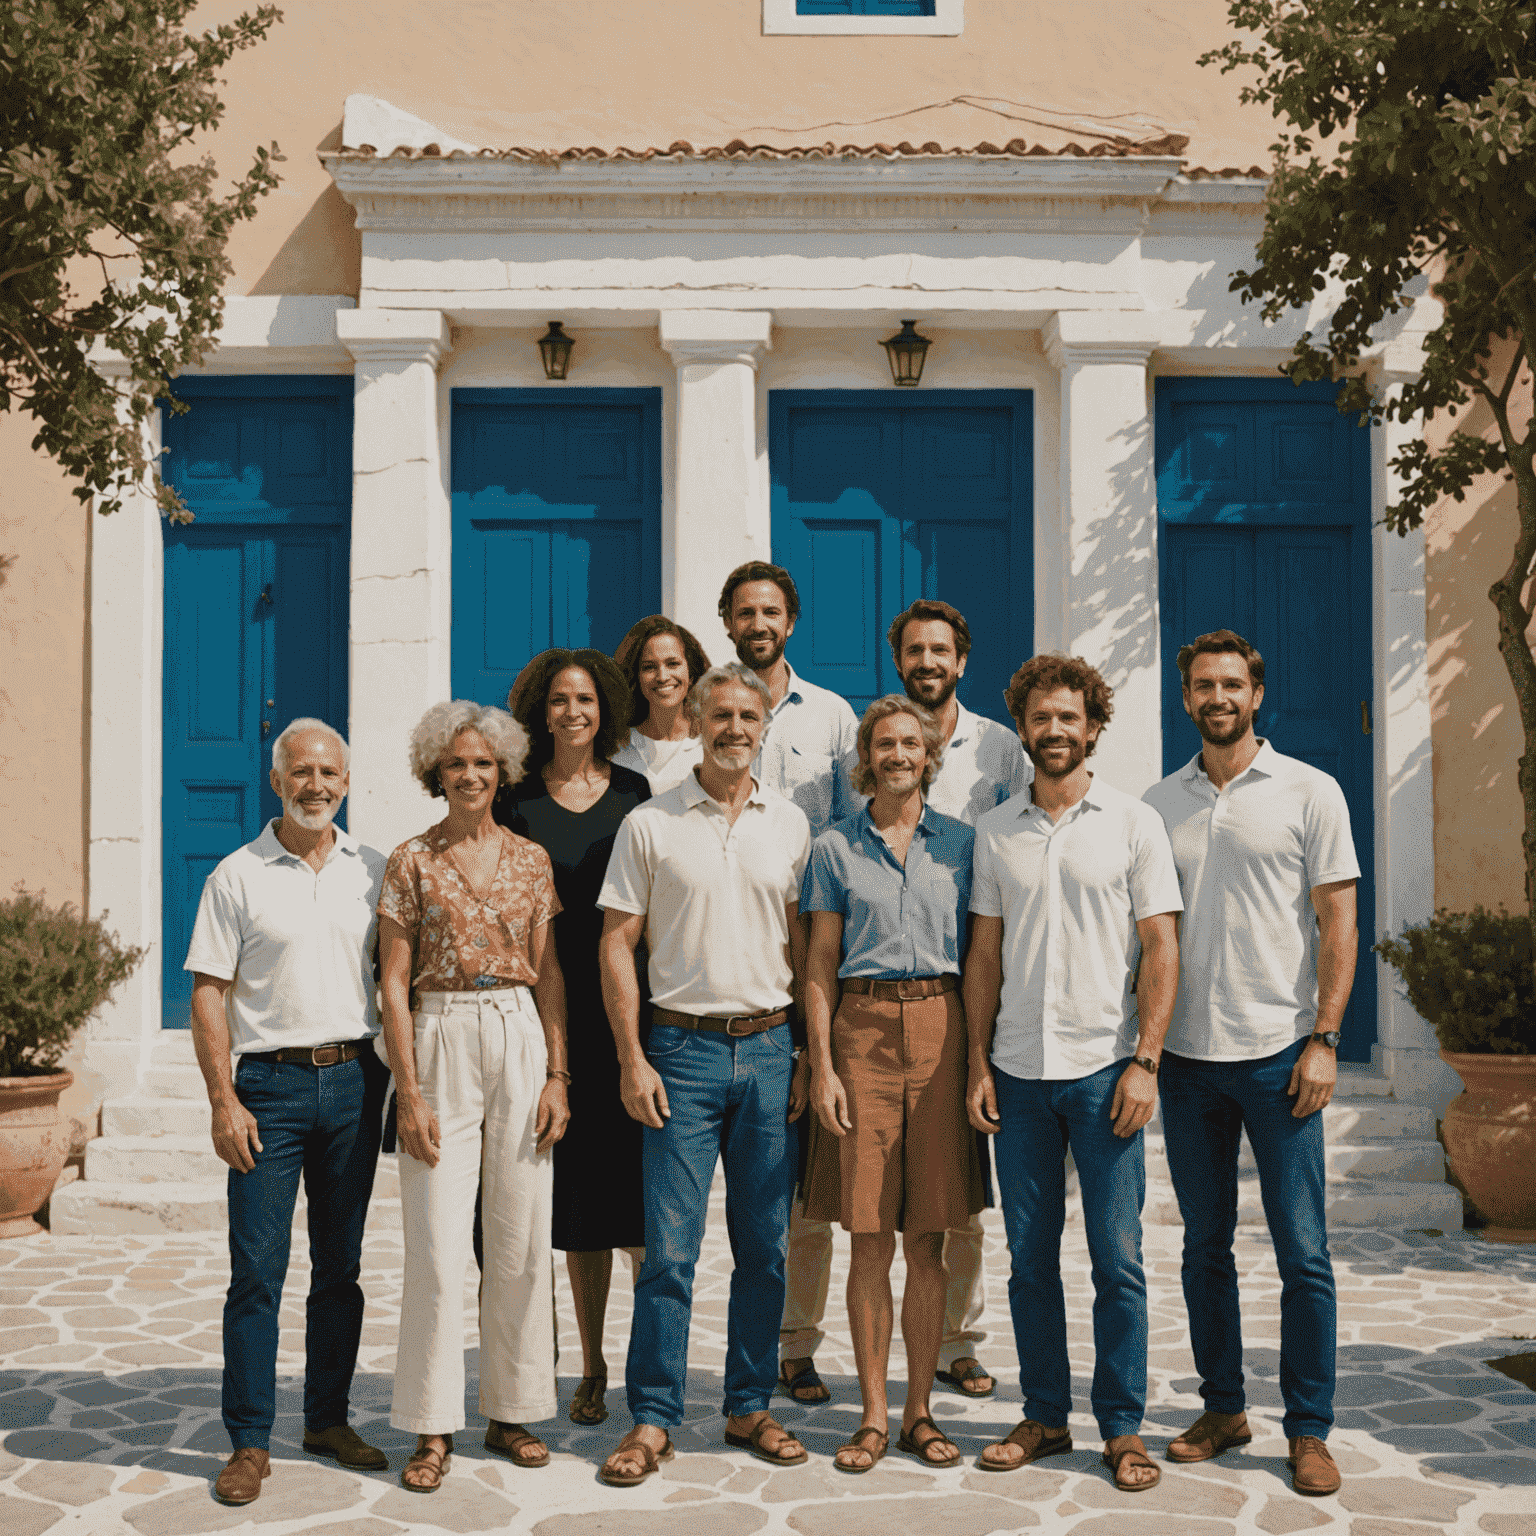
[1156,378,1376,1060]
[770,390,1032,725]
[161,378,351,1027]
[451,389,661,710]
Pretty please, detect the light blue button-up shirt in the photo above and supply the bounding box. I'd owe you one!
[800,803,974,979]
[753,663,861,840]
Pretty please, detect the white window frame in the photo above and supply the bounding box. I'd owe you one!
[763,0,963,36]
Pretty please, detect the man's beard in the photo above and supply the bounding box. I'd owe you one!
[1194,704,1254,747]
[283,794,340,831]
[704,740,755,772]
[734,632,786,672]
[902,670,957,711]
[1025,737,1087,781]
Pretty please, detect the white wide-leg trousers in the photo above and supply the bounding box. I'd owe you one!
[391,987,556,1433]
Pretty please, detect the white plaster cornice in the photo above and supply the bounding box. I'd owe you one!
[1042,311,1166,369]
[659,310,773,370]
[337,308,452,368]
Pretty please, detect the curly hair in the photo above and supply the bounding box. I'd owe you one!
[409,702,529,797]
[717,560,801,624]
[1176,628,1265,688]
[886,599,973,663]
[506,648,633,777]
[1003,654,1114,754]
[853,696,944,797]
[614,616,712,726]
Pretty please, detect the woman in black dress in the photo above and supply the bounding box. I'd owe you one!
[496,648,650,1428]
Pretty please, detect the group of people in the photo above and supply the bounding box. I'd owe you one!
[186,559,1359,1508]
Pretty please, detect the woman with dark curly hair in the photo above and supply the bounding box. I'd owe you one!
[610,616,712,794]
[493,648,651,1430]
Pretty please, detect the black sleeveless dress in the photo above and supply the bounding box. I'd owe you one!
[495,763,650,1252]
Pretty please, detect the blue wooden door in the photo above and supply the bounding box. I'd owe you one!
[161,377,351,1027]
[451,390,662,708]
[769,391,1033,721]
[1157,377,1376,1060]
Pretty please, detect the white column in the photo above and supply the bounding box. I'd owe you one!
[1371,378,1459,1106]
[337,309,452,858]
[86,359,162,1084]
[1043,313,1164,795]
[658,311,773,648]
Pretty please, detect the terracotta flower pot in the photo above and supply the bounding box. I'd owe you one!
[0,1071,75,1239]
[1440,1051,1536,1244]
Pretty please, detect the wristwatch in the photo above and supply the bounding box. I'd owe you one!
[1130,1055,1159,1077]
[1310,1030,1341,1050]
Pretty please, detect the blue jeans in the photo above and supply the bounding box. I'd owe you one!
[223,1050,388,1450]
[994,1060,1148,1439]
[1160,1037,1335,1440]
[626,1023,797,1427]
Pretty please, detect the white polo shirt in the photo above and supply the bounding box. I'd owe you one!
[971,776,1183,1080]
[755,663,860,840]
[926,701,1033,826]
[184,821,387,1058]
[1143,741,1361,1061]
[599,772,811,1014]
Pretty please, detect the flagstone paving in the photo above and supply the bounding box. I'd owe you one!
[2,1163,1535,1535]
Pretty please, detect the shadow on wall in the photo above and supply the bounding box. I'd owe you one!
[247,125,361,298]
[1088,412,1158,693]
[1423,367,1534,914]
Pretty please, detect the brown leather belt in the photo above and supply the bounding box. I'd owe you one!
[244,1042,363,1068]
[841,975,958,1002]
[652,1006,789,1037]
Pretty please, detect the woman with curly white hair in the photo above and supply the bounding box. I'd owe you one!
[377,700,571,1491]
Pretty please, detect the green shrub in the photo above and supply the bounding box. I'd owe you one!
[1374,908,1536,1054]
[0,890,144,1078]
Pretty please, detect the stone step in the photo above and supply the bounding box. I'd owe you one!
[1334,1065,1393,1097]
[85,1134,227,1185]
[1139,1176,1464,1230]
[141,1064,207,1100]
[1142,1132,1446,1185]
[103,1094,212,1138]
[50,1175,404,1236]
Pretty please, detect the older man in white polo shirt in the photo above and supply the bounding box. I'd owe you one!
[597,661,813,1486]
[964,655,1181,1493]
[185,719,390,1506]
[1144,630,1359,1498]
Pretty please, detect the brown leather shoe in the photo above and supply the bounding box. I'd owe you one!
[214,1447,271,1505]
[1167,1410,1252,1463]
[1288,1435,1341,1495]
[303,1423,388,1470]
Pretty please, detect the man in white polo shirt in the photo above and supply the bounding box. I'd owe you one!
[184,719,390,1506]
[1143,630,1359,1498]
[964,654,1181,1492]
[597,662,813,1486]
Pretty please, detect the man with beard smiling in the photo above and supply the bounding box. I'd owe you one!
[184,719,391,1506]
[1143,631,1358,1498]
[597,663,813,1484]
[964,655,1181,1492]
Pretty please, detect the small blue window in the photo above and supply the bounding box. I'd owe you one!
[797,2,937,14]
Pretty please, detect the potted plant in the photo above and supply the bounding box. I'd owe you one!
[0,890,143,1238]
[1376,908,1536,1243]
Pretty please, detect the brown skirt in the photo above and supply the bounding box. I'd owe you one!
[803,988,985,1234]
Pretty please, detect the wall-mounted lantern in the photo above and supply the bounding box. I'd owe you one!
[538,321,575,380]
[880,319,931,387]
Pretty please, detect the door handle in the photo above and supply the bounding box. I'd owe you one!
[259,585,273,605]
[1361,701,1372,736]
[261,720,271,737]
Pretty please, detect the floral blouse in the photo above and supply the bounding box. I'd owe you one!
[378,821,562,993]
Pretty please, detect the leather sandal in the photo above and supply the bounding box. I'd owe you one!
[724,1416,809,1466]
[1167,1410,1252,1463]
[401,1435,452,1493]
[935,1358,996,1398]
[777,1357,831,1404]
[569,1375,609,1426]
[834,1425,889,1474]
[1102,1436,1161,1492]
[897,1415,961,1468]
[976,1419,1074,1472]
[600,1429,674,1487]
[484,1421,549,1468]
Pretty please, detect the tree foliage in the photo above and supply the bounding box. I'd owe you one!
[0,0,282,519]
[1203,0,1536,951]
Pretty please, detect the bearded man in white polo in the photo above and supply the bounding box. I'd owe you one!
[1144,630,1359,1498]
[185,719,391,1506]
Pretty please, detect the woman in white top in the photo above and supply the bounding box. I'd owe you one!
[610,616,712,794]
